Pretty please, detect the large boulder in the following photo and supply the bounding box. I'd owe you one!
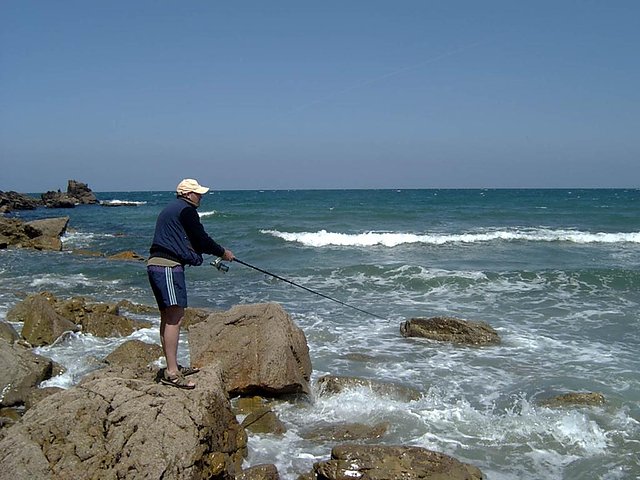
[189,303,312,397]
[20,294,79,346]
[0,191,40,212]
[400,317,501,346]
[0,339,55,408]
[0,365,247,480]
[25,217,69,250]
[0,216,68,251]
[67,179,98,204]
[309,445,483,480]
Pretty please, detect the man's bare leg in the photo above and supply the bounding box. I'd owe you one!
[160,305,194,386]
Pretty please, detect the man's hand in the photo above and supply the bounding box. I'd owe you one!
[222,249,235,262]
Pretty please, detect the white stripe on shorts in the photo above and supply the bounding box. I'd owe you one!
[164,266,177,305]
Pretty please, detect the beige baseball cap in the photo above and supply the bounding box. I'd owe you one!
[176,178,210,195]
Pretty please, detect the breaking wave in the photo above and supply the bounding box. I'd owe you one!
[260,229,640,247]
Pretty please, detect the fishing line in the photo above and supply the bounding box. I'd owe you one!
[212,257,384,320]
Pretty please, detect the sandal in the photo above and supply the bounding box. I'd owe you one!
[161,370,195,389]
[178,364,200,376]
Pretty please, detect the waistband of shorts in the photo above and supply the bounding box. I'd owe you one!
[147,264,184,272]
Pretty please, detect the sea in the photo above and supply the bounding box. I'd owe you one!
[1,188,639,479]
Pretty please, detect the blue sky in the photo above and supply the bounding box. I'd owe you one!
[1,1,638,192]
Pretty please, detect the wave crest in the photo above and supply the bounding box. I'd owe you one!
[260,228,640,247]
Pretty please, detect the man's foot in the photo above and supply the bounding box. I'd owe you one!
[178,364,200,376]
[161,370,195,389]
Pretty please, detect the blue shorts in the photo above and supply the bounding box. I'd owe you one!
[147,265,187,309]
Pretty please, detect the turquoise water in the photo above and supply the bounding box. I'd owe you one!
[2,189,639,479]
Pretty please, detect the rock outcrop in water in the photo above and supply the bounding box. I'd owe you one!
[400,316,501,345]
[317,374,423,402]
[0,191,40,213]
[40,180,98,208]
[6,292,152,346]
[0,216,69,251]
[303,445,484,480]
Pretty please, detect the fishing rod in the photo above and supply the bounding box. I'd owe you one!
[211,257,384,320]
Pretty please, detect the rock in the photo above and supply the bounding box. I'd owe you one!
[311,444,483,480]
[400,316,501,346]
[104,339,163,371]
[20,295,79,346]
[25,216,69,250]
[0,364,248,480]
[539,392,606,408]
[0,321,20,343]
[189,303,312,397]
[79,311,151,337]
[107,250,145,261]
[0,216,69,251]
[0,339,55,408]
[317,375,423,402]
[0,217,41,248]
[182,306,214,329]
[24,387,65,410]
[234,395,270,414]
[237,464,280,480]
[241,407,287,435]
[301,421,389,442]
[41,190,77,208]
[11,293,151,340]
[67,180,98,204]
[0,191,40,212]
[26,217,69,239]
[116,299,156,314]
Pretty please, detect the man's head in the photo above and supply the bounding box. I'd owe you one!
[176,178,209,207]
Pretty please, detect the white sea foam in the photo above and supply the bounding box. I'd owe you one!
[29,273,119,289]
[199,210,217,218]
[261,228,640,247]
[61,231,114,248]
[99,199,147,206]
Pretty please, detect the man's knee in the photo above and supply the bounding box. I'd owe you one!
[162,306,185,326]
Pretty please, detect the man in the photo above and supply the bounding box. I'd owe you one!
[147,178,235,389]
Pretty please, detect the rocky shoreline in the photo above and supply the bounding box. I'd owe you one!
[0,292,607,480]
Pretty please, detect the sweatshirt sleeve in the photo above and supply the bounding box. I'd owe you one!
[179,207,226,257]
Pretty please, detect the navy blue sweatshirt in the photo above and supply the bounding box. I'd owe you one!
[149,197,225,266]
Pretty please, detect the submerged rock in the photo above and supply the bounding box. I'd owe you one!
[539,392,606,408]
[400,316,500,346]
[301,421,389,442]
[241,407,287,435]
[317,375,423,402]
[309,444,483,480]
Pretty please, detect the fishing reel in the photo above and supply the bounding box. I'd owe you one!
[211,257,229,273]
